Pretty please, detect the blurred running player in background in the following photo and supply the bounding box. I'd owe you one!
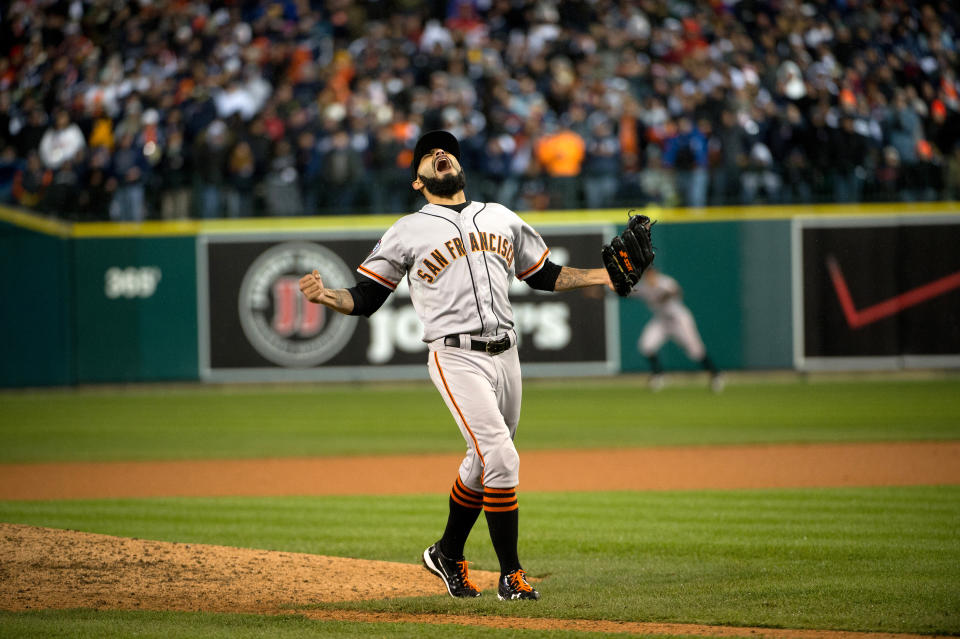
[628,267,724,392]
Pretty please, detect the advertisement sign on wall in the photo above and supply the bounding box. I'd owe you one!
[198,228,618,382]
[793,215,960,370]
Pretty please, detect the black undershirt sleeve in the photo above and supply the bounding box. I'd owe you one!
[523,259,562,291]
[348,278,393,317]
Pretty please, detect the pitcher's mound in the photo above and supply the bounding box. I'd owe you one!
[0,523,499,613]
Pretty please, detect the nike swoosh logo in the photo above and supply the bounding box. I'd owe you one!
[826,255,960,329]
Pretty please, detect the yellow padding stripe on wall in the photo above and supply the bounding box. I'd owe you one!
[3,202,959,238]
[0,205,72,237]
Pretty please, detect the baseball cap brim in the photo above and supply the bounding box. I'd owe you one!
[412,130,460,179]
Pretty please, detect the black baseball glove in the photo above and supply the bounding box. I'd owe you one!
[601,212,655,296]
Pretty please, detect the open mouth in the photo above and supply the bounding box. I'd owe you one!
[435,156,451,172]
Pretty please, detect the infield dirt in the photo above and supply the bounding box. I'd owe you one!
[2,441,959,638]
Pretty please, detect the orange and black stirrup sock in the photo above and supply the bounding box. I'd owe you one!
[439,477,484,560]
[483,486,520,575]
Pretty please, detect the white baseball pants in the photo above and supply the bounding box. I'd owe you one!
[427,338,522,492]
[639,307,706,361]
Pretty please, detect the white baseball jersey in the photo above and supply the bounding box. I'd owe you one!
[357,201,550,342]
[357,200,549,490]
[629,272,706,360]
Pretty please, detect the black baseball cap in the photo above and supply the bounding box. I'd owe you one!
[411,130,460,179]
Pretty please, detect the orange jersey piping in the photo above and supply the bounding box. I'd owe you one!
[433,351,485,468]
[357,265,397,290]
[517,249,550,279]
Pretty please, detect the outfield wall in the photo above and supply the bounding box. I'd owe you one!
[2,203,958,387]
[0,213,74,386]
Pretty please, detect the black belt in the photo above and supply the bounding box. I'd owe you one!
[444,334,511,356]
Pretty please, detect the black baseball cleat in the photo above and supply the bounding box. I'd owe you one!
[497,568,540,600]
[422,543,482,598]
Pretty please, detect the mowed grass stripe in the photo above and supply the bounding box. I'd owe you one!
[1,487,957,634]
[0,609,669,639]
[1,609,947,639]
[2,378,959,463]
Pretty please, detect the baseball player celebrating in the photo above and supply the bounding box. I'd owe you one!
[628,267,724,392]
[299,130,612,601]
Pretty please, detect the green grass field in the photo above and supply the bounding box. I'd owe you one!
[2,376,959,462]
[2,488,957,634]
[0,609,713,639]
[1,375,959,638]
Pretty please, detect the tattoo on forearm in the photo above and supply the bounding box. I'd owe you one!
[555,267,596,291]
[327,289,349,310]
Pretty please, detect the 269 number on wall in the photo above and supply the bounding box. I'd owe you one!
[104,266,163,299]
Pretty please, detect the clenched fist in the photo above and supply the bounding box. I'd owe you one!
[299,270,326,303]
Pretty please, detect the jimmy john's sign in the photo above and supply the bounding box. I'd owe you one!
[197,229,618,382]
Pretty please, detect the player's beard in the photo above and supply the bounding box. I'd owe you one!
[419,169,466,198]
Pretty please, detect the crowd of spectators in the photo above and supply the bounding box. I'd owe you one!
[1,0,959,221]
